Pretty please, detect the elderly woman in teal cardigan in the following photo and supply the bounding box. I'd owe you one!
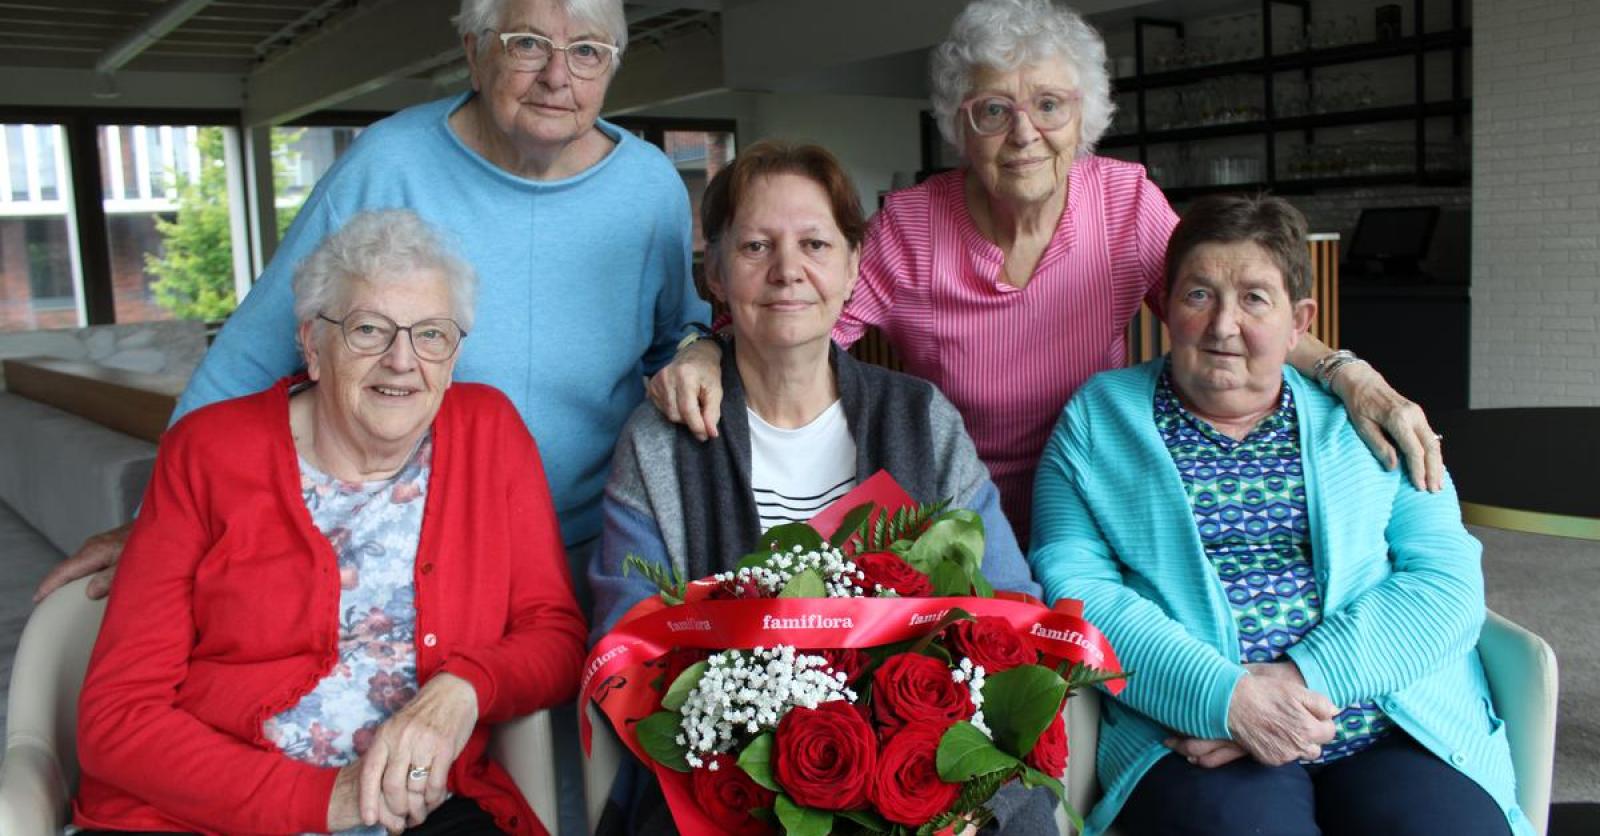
[1030,195,1527,836]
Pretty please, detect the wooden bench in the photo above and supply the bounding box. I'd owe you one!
[2,357,182,444]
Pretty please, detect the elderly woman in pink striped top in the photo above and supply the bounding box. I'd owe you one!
[649,0,1441,540]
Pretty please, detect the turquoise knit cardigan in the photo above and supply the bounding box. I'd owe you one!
[1029,360,1530,836]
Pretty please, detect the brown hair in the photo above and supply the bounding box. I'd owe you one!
[701,140,868,258]
[1165,194,1312,302]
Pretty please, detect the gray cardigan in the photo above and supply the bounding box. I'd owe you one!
[589,341,1055,834]
[591,341,1038,634]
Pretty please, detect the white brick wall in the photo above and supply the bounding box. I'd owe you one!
[1472,0,1600,406]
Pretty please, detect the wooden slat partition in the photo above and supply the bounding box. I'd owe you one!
[1309,233,1340,349]
[2,357,182,443]
[1126,235,1341,365]
[847,326,904,371]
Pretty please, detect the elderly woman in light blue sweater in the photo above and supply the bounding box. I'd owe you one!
[1029,195,1526,836]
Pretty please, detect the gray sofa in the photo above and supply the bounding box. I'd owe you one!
[0,390,156,735]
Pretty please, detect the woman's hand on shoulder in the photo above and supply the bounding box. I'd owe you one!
[1332,361,1443,492]
[356,673,481,830]
[646,338,724,441]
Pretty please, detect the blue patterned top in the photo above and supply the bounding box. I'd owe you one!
[1154,367,1389,762]
[263,431,431,823]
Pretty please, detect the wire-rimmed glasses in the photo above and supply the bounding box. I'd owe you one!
[962,90,1083,136]
[317,310,466,362]
[495,31,618,79]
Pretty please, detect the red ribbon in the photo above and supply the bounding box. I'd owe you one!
[581,593,1123,758]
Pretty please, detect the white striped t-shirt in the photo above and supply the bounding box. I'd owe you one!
[747,401,856,531]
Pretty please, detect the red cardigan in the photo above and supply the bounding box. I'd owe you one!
[74,378,586,835]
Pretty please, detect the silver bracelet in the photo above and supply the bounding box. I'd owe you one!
[1312,349,1365,392]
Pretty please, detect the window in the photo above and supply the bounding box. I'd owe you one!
[0,123,83,332]
[100,123,246,323]
[272,125,363,236]
[663,130,735,252]
[611,118,737,253]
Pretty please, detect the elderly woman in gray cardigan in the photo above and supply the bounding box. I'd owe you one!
[588,141,1049,834]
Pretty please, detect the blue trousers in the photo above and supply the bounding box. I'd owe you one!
[1115,732,1512,836]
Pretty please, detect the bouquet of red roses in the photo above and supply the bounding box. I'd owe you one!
[583,473,1125,836]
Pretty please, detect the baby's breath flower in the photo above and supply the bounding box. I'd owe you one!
[677,645,856,767]
[711,545,865,598]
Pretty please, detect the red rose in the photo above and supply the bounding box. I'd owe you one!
[870,724,962,826]
[660,648,710,691]
[774,699,877,810]
[855,552,933,597]
[812,648,870,684]
[709,574,766,600]
[691,754,776,835]
[1025,712,1069,778]
[871,653,974,737]
[946,616,1037,673]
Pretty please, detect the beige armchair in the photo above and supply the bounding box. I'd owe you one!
[0,576,560,835]
[1063,610,1559,836]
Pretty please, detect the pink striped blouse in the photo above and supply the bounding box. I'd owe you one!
[833,156,1178,539]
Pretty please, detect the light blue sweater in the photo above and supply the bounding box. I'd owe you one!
[173,93,708,546]
[1030,361,1529,836]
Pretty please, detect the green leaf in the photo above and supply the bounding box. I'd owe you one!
[830,502,876,548]
[952,767,1013,813]
[929,558,972,596]
[863,499,951,552]
[1060,799,1086,834]
[622,554,686,604]
[636,711,689,772]
[970,569,995,599]
[761,522,826,554]
[736,732,779,791]
[904,511,985,576]
[936,721,1021,781]
[1021,765,1065,802]
[660,661,707,712]
[838,809,891,832]
[1058,661,1132,692]
[981,665,1068,758]
[774,794,833,836]
[907,607,974,655]
[778,568,826,598]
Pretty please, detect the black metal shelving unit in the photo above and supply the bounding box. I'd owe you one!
[1105,0,1471,198]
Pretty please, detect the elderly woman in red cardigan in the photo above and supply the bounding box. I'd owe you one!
[72,209,586,836]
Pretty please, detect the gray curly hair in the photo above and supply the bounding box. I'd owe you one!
[930,0,1114,157]
[293,209,477,338]
[455,0,628,66]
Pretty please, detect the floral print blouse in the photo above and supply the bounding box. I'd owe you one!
[263,434,432,778]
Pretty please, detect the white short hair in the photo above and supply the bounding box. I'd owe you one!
[292,209,477,335]
[930,0,1114,157]
[455,0,628,66]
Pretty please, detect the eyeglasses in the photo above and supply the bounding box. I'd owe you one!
[494,31,618,79]
[317,311,466,362]
[962,90,1083,136]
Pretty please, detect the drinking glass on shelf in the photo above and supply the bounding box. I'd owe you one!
[1224,15,1259,62]
[1277,18,1308,54]
[1275,78,1308,117]
[1339,15,1363,46]
[1355,73,1377,109]
[1309,18,1338,49]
